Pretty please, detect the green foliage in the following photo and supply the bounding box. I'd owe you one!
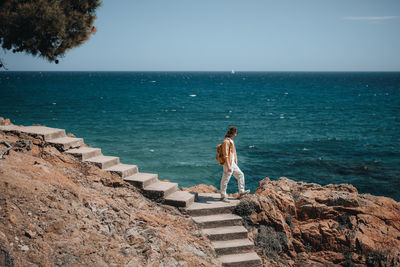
[338,214,353,230]
[233,198,256,217]
[256,225,289,258]
[343,251,355,267]
[0,0,101,63]
[285,214,293,230]
[366,250,389,267]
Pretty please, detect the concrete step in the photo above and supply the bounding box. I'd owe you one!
[218,252,262,267]
[23,126,67,140]
[105,163,138,178]
[47,137,84,151]
[164,191,196,208]
[185,194,240,216]
[212,239,254,256]
[143,181,178,200]
[66,147,102,161]
[201,226,248,241]
[192,214,243,228]
[124,173,158,189]
[0,125,23,132]
[84,155,120,169]
[0,126,66,140]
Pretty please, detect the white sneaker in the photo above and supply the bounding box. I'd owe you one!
[220,196,230,203]
[239,189,250,197]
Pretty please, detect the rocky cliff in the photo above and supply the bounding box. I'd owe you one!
[237,177,400,266]
[0,119,219,266]
[2,117,400,267]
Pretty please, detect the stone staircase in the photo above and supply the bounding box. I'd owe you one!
[0,125,262,266]
[0,125,195,207]
[187,193,262,266]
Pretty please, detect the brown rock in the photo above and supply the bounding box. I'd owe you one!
[181,184,218,193]
[0,117,12,126]
[0,129,220,266]
[25,230,36,239]
[243,177,400,266]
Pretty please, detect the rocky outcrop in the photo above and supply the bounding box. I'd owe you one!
[2,117,400,266]
[182,184,218,194]
[0,124,219,266]
[238,177,400,266]
[0,117,11,126]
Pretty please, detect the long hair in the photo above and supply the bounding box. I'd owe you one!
[225,126,237,138]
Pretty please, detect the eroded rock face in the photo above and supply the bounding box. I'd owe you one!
[0,129,220,266]
[240,177,400,266]
[0,117,11,126]
[181,184,218,193]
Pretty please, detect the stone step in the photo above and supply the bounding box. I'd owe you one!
[0,125,66,140]
[47,137,84,151]
[192,213,243,228]
[0,125,23,132]
[124,173,158,189]
[218,252,262,267]
[143,181,178,200]
[212,239,254,256]
[201,226,248,241]
[22,126,67,140]
[84,155,120,169]
[185,194,240,217]
[105,163,138,178]
[164,191,196,208]
[66,147,102,161]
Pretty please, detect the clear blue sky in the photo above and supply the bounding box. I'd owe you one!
[1,0,400,71]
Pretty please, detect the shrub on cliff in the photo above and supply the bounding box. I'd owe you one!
[233,198,256,217]
[256,225,289,259]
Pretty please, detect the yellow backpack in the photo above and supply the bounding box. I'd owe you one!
[216,144,225,165]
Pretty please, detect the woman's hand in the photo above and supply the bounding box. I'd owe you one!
[227,166,232,173]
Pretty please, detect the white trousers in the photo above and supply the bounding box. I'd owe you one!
[220,162,245,198]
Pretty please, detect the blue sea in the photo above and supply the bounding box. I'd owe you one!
[0,72,399,201]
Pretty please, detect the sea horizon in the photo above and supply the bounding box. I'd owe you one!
[2,70,400,73]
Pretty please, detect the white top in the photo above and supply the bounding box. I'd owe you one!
[228,138,235,165]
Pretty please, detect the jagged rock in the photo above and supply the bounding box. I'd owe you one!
[0,117,11,126]
[13,139,32,151]
[0,131,220,266]
[242,177,400,266]
[182,184,218,193]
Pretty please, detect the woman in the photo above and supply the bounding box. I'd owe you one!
[220,126,250,202]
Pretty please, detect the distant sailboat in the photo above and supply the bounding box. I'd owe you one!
[231,69,235,74]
